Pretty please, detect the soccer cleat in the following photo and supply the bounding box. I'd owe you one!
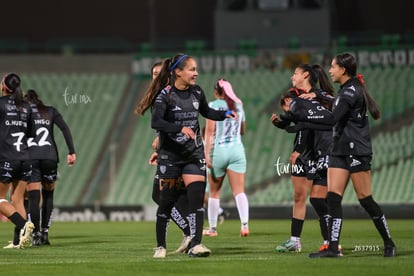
[3,241,20,249]
[153,246,167,258]
[309,248,343,258]
[188,244,211,257]
[203,229,218,237]
[19,221,34,248]
[175,235,192,253]
[275,239,302,253]
[384,244,397,257]
[32,232,42,246]
[240,228,250,237]
[319,244,329,252]
[41,231,51,245]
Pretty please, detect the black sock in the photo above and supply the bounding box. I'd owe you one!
[186,181,206,248]
[359,195,393,245]
[13,226,20,245]
[171,190,190,236]
[8,212,26,229]
[327,192,343,252]
[41,189,54,231]
[310,197,329,241]
[28,190,41,233]
[291,218,304,238]
[155,211,170,248]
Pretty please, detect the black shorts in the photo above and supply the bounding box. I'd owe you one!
[328,155,372,173]
[157,158,206,179]
[31,160,58,183]
[0,160,32,183]
[313,155,328,186]
[291,158,314,180]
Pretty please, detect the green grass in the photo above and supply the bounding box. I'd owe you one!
[0,219,413,275]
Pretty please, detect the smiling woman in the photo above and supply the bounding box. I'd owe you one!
[136,53,237,258]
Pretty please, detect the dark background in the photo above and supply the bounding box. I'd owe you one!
[0,0,412,52]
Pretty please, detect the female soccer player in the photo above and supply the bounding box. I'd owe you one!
[271,64,334,253]
[295,53,397,258]
[136,54,236,258]
[203,79,249,237]
[0,73,34,248]
[146,61,192,254]
[24,89,76,245]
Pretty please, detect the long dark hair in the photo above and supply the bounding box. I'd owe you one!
[297,63,334,110]
[135,53,190,115]
[25,89,49,119]
[2,73,24,110]
[334,53,381,120]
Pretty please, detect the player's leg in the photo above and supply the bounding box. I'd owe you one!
[351,168,396,257]
[39,160,58,245]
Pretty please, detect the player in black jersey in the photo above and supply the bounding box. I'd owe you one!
[0,73,34,248]
[25,89,76,246]
[297,53,397,258]
[136,54,236,258]
[271,64,334,253]
[145,61,191,254]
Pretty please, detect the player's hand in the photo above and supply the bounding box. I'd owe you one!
[149,152,158,165]
[299,92,316,99]
[271,113,282,126]
[67,153,76,166]
[181,127,195,139]
[289,151,300,165]
[206,156,213,169]
[152,136,159,151]
[225,110,238,119]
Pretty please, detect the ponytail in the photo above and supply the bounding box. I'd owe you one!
[355,75,381,120]
[25,89,49,120]
[135,54,190,116]
[2,73,23,111]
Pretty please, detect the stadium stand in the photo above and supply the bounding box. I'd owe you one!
[19,73,129,206]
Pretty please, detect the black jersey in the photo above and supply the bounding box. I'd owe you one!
[152,85,226,160]
[28,104,75,162]
[0,95,31,161]
[296,78,373,156]
[331,78,372,156]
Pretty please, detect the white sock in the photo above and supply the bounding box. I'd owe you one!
[208,197,220,229]
[291,236,300,242]
[235,193,249,229]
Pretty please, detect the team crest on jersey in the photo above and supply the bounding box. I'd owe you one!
[160,165,166,174]
[192,101,199,110]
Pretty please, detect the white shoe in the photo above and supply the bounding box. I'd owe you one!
[175,235,191,253]
[3,241,20,249]
[153,246,167,258]
[188,244,211,257]
[19,221,35,248]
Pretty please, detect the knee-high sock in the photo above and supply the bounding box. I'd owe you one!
[28,190,41,233]
[41,189,54,232]
[186,181,206,248]
[359,195,393,244]
[208,198,220,229]
[310,197,329,241]
[156,200,174,248]
[235,193,249,228]
[171,191,190,236]
[327,192,343,252]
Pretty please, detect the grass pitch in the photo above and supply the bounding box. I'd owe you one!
[0,219,413,275]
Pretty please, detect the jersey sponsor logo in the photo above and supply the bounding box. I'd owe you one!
[350,158,362,167]
[172,105,182,111]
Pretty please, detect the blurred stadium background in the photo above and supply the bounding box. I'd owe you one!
[1,0,413,220]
